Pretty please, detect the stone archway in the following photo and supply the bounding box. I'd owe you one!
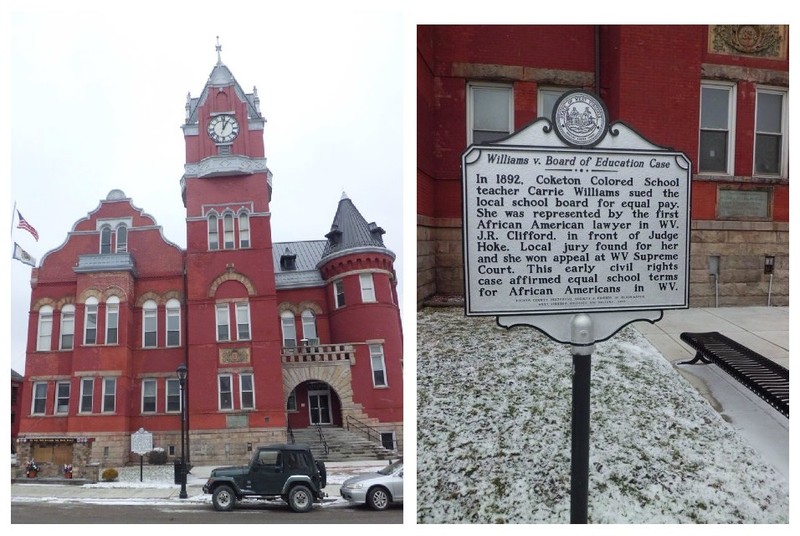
[283,362,355,420]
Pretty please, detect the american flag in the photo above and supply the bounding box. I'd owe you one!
[17,210,39,241]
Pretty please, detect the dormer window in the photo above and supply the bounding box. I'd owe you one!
[280,248,297,271]
[325,226,342,245]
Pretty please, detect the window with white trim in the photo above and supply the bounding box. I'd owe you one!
[281,311,297,347]
[106,297,119,345]
[79,378,94,413]
[100,225,112,254]
[754,87,787,176]
[102,377,116,413]
[538,88,571,120]
[699,82,735,174]
[84,298,98,345]
[116,224,128,253]
[166,378,181,412]
[143,300,157,348]
[216,303,230,341]
[360,273,376,302]
[208,213,220,251]
[240,373,255,410]
[32,382,47,415]
[37,305,53,351]
[219,374,233,410]
[60,304,75,350]
[369,343,388,387]
[223,213,235,249]
[239,212,250,248]
[142,379,157,413]
[166,299,181,347]
[55,381,70,414]
[301,310,318,345]
[334,279,346,309]
[236,302,251,340]
[468,82,513,145]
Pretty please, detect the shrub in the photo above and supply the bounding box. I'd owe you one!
[148,448,168,465]
[101,468,119,482]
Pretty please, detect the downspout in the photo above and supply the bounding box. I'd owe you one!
[183,261,191,464]
[594,25,601,96]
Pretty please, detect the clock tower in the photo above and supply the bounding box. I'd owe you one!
[180,40,285,444]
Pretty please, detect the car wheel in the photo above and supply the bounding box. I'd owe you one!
[288,484,314,513]
[212,484,236,512]
[367,486,390,511]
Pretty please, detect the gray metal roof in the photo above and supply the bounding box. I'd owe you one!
[320,194,393,262]
[273,240,326,289]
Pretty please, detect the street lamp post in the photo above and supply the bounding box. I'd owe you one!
[177,363,188,499]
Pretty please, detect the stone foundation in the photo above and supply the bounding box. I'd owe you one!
[418,217,789,308]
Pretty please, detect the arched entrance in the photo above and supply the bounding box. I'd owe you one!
[286,380,343,429]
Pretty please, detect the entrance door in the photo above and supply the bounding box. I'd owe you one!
[308,389,331,425]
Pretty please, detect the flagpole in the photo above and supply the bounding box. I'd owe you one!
[11,200,16,238]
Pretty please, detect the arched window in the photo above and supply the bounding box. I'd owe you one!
[281,311,297,348]
[106,296,119,345]
[116,224,128,253]
[59,304,75,350]
[223,213,235,249]
[37,305,54,351]
[100,226,112,254]
[166,298,181,347]
[84,297,99,344]
[142,300,157,348]
[208,213,219,251]
[301,310,318,345]
[239,212,250,248]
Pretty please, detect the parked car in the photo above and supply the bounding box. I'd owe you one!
[202,444,326,513]
[340,459,403,510]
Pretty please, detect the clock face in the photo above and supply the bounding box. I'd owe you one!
[207,114,240,143]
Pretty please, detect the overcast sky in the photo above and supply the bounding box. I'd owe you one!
[5,6,405,374]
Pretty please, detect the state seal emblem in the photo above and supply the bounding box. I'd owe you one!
[552,90,608,147]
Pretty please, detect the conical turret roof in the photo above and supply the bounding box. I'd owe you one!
[319,193,394,262]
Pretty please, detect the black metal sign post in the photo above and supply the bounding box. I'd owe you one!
[569,314,594,523]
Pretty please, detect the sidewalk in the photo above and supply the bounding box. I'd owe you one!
[633,306,789,480]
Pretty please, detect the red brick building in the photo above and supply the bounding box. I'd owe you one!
[418,25,788,307]
[16,50,403,469]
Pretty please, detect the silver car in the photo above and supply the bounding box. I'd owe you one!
[340,459,403,510]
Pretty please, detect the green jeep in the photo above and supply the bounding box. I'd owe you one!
[202,444,327,513]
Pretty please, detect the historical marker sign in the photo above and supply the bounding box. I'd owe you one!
[462,92,691,321]
[131,427,153,455]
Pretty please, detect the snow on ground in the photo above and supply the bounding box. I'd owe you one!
[416,307,789,524]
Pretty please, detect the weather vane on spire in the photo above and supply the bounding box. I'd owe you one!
[216,36,222,64]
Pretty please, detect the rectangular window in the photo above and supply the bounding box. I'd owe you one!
[106,303,119,345]
[142,379,157,413]
[223,214,235,249]
[143,307,157,348]
[240,373,255,410]
[102,377,116,413]
[60,309,74,350]
[754,88,787,176]
[334,279,346,309]
[468,82,513,145]
[239,213,250,248]
[84,304,98,345]
[236,302,251,340]
[216,304,230,341]
[219,374,233,410]
[538,88,570,120]
[37,310,53,351]
[369,343,388,387]
[360,273,376,302]
[32,382,47,415]
[282,314,297,347]
[79,378,94,413]
[55,381,70,414]
[287,389,297,412]
[166,306,180,347]
[699,82,735,174]
[166,379,181,412]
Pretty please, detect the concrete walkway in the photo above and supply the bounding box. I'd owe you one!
[634,306,789,480]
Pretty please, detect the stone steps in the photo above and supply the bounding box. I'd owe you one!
[290,427,398,462]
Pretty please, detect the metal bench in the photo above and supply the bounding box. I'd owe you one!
[679,331,789,418]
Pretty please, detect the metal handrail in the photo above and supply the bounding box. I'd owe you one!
[314,423,330,455]
[345,415,394,450]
